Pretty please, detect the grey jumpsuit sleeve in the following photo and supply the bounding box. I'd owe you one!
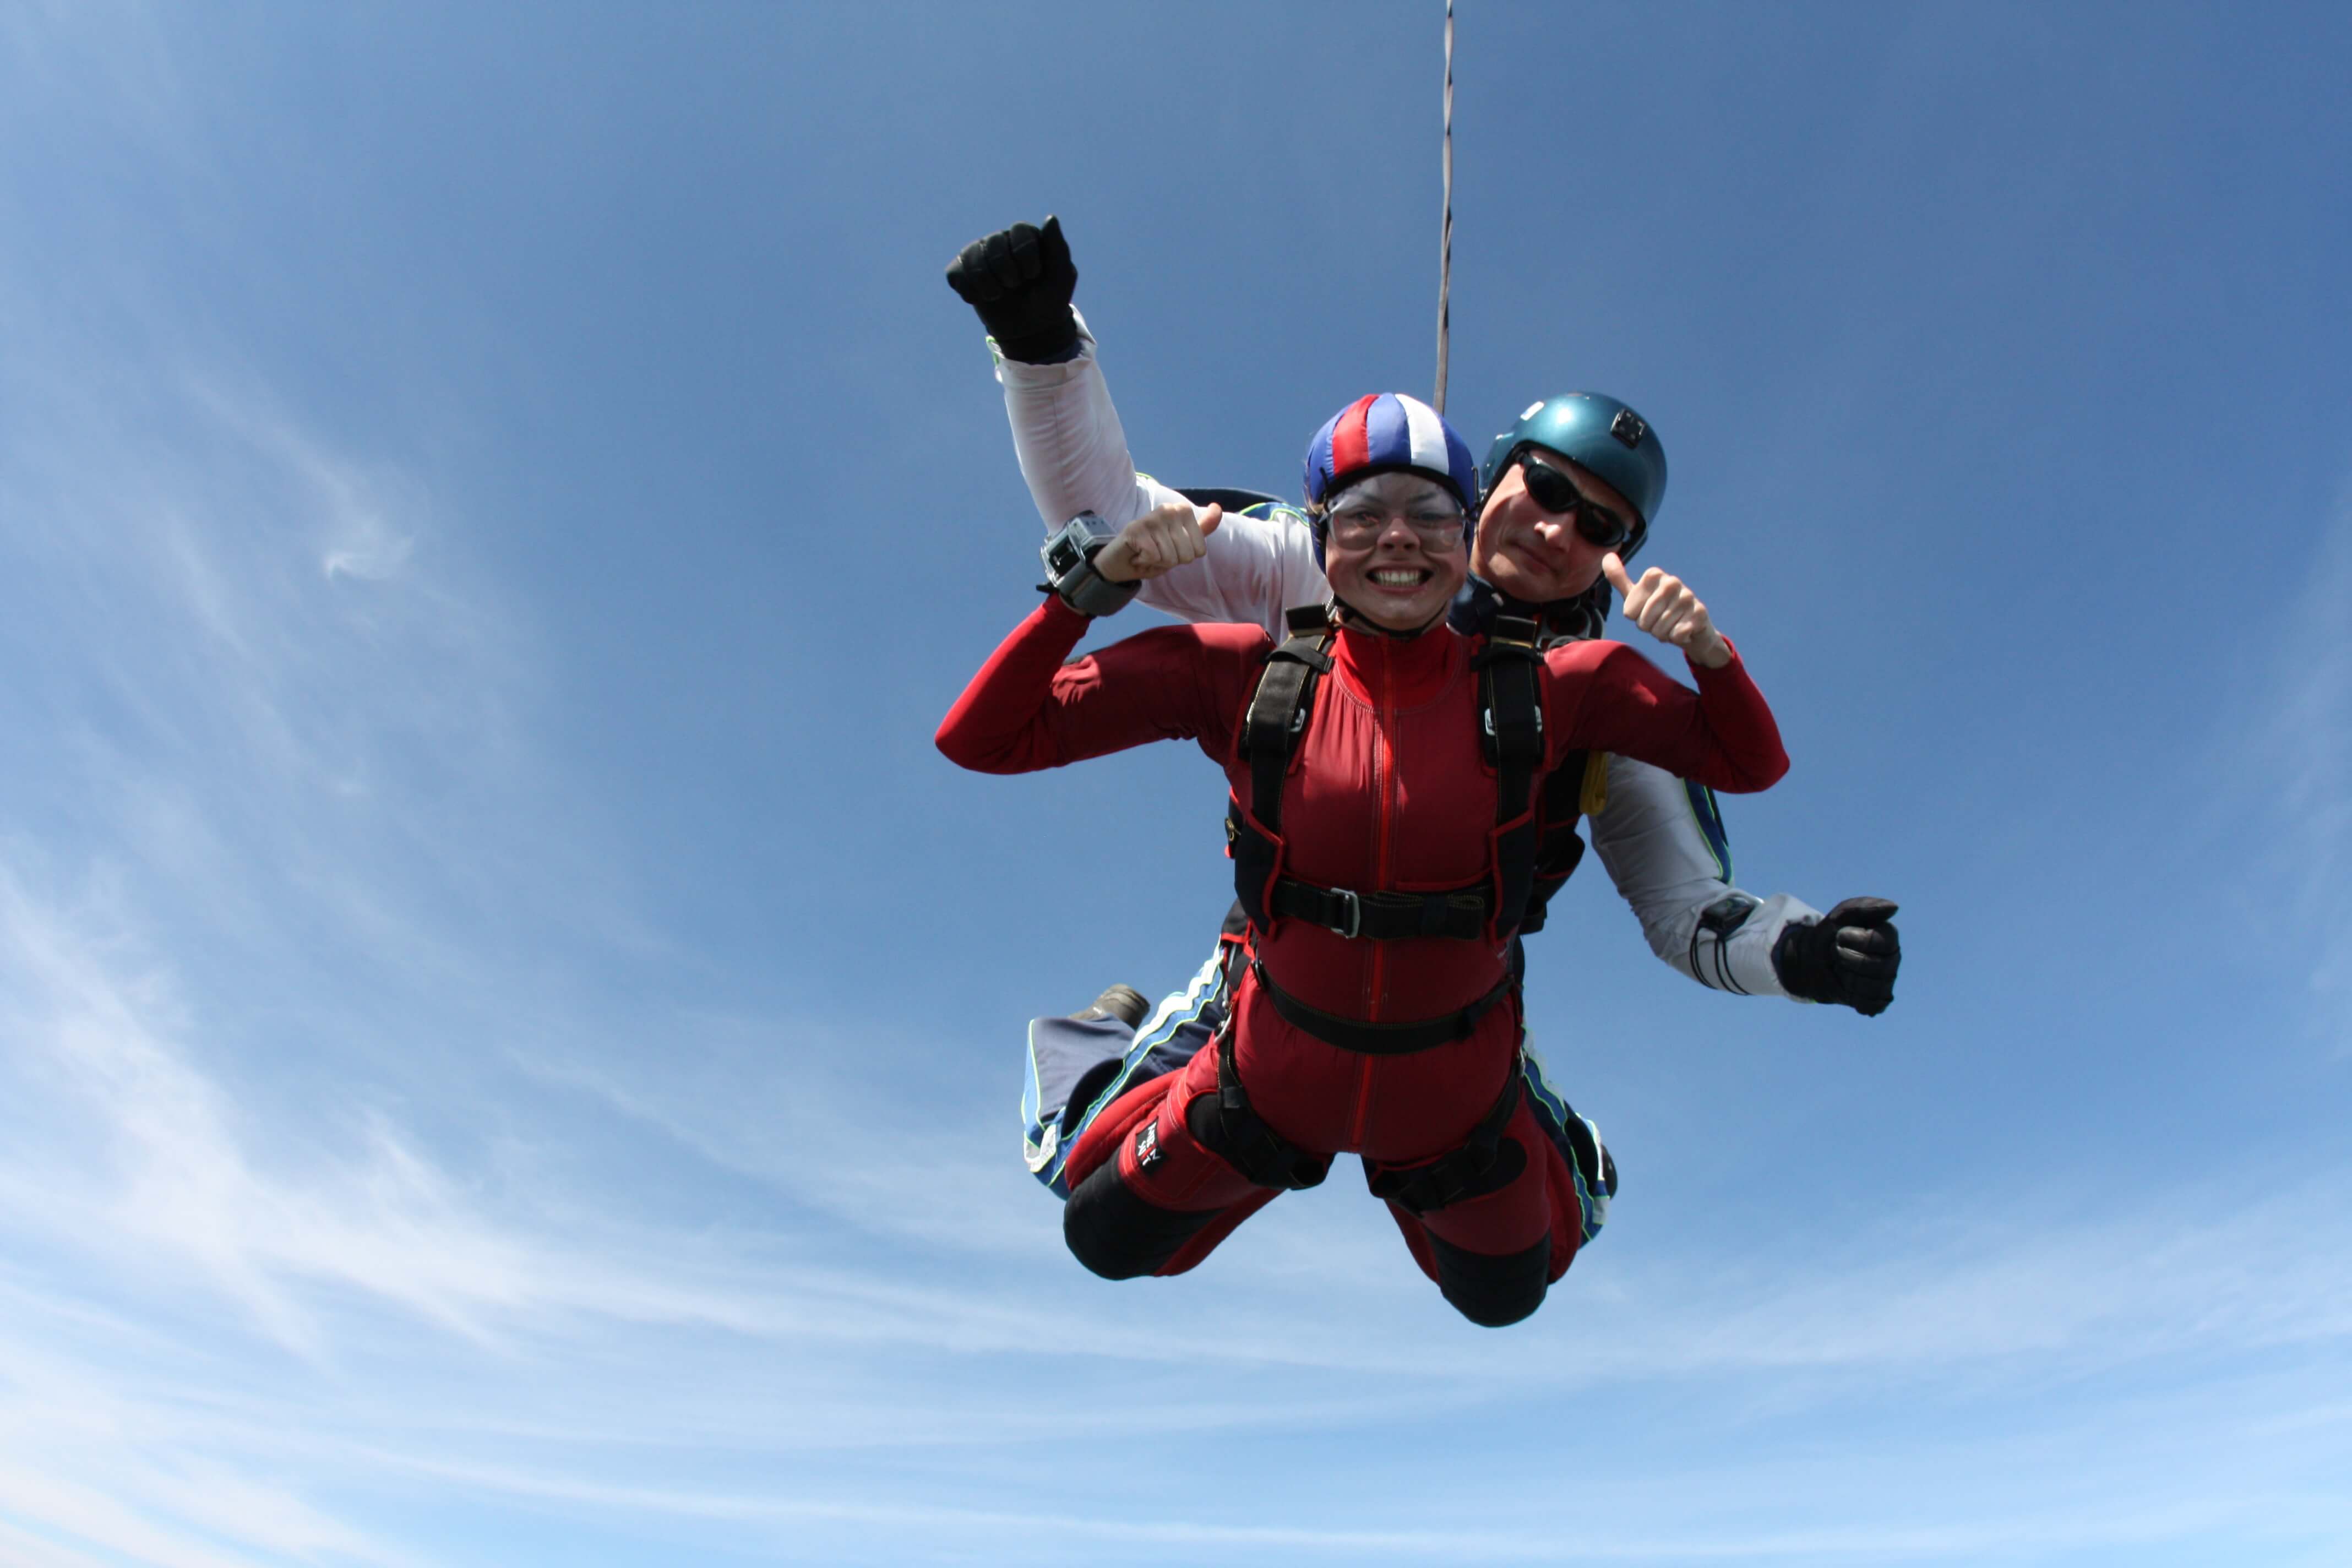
[1586,754,1820,998]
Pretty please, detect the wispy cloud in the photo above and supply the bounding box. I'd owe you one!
[2240,476,2352,1054]
[3,848,2348,1564]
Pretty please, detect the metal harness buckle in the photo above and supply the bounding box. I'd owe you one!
[1327,888,1362,939]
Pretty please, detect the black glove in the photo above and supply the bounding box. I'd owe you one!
[944,215,1080,364]
[1772,897,1901,1016]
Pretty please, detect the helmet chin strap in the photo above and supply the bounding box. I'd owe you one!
[1464,572,1613,646]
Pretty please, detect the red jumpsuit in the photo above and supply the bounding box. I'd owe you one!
[937,597,1787,1325]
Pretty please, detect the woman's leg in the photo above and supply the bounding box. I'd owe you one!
[1062,1039,1313,1279]
[1376,1097,1565,1327]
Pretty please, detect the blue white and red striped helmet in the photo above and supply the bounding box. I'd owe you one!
[1303,393,1481,515]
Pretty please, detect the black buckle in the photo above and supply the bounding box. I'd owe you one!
[1482,706,1543,739]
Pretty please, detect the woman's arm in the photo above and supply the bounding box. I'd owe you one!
[1544,639,1788,794]
[935,596,1268,775]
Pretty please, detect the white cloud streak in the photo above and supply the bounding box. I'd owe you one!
[2263,481,2352,1050]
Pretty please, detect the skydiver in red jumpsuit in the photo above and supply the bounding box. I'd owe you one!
[937,394,1787,1326]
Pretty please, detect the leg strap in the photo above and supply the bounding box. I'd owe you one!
[1186,1024,1331,1192]
[1364,1067,1526,1216]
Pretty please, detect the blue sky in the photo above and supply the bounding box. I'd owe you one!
[2,2,2348,1564]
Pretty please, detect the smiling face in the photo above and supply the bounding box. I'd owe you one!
[1471,444,1641,605]
[1318,470,1471,633]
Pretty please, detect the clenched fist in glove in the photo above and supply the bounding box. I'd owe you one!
[1772,898,1902,1016]
[944,215,1080,364]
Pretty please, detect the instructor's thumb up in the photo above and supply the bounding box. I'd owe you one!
[1602,552,1634,597]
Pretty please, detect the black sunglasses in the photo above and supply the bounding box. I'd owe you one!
[1516,451,1640,552]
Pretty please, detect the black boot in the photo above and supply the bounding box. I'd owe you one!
[1074,983,1149,1030]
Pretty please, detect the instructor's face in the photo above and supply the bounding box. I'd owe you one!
[1320,472,1470,634]
[1471,445,1637,605]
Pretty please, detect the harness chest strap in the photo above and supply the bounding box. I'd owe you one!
[1228,606,1549,942]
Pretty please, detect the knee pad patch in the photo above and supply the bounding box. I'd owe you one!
[1429,1232,1551,1327]
[1063,1159,1221,1281]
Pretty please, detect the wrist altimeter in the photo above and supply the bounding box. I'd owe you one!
[1040,511,1142,618]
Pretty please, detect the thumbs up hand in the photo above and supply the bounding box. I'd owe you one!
[1603,553,1730,669]
[1095,502,1223,584]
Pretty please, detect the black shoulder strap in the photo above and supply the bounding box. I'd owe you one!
[1472,614,1545,933]
[1229,605,1333,928]
[1516,753,1591,935]
[1238,604,1334,839]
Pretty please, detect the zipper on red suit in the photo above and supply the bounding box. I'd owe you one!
[1351,634,1398,1149]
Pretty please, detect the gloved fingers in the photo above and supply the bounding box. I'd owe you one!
[985,225,1032,291]
[1836,962,1897,1014]
[1832,941,1898,982]
[1822,896,1898,926]
[1038,214,1075,285]
[983,228,1021,292]
[1834,924,1898,961]
[947,234,1002,303]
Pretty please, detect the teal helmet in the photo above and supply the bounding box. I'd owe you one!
[1481,393,1668,542]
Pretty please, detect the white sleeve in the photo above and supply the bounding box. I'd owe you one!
[1133,511,1326,641]
[994,311,1162,532]
[991,311,1327,641]
[1585,754,1822,1000]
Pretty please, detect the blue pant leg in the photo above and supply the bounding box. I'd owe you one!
[1517,1030,1618,1244]
[1021,940,1234,1197]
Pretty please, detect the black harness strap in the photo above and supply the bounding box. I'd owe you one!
[1251,959,1514,1056]
[1228,605,1335,929]
[1471,613,1547,937]
[1265,880,1491,941]
[1184,1021,1331,1191]
[1233,608,1555,945]
[1517,756,1590,934]
[1364,1064,1527,1216]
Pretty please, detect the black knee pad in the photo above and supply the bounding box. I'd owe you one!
[1063,1159,1219,1280]
[1429,1232,1551,1327]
